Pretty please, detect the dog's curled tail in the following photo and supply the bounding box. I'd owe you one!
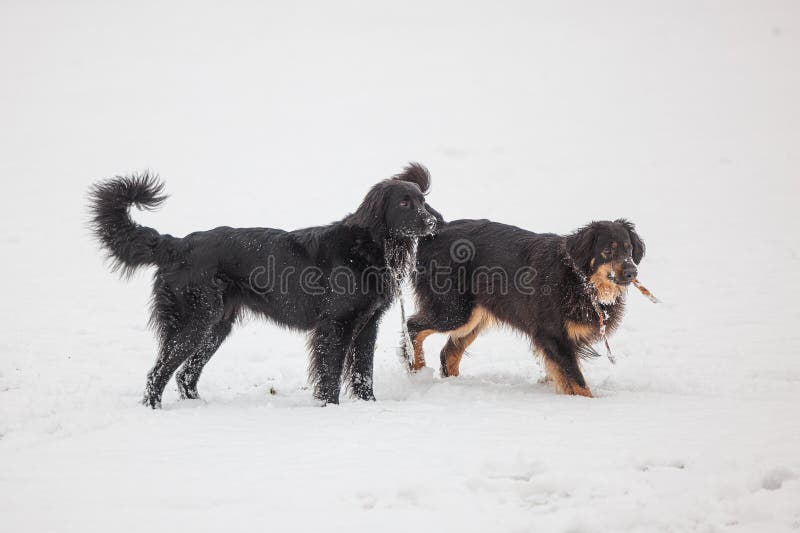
[89,172,172,277]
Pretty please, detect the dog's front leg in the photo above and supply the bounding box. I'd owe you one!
[537,333,593,398]
[309,320,352,405]
[346,309,383,401]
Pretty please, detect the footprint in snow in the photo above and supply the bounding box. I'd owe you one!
[637,459,686,472]
[761,467,797,491]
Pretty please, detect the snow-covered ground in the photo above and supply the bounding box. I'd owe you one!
[1,1,799,531]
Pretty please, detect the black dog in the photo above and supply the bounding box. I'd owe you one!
[90,164,440,407]
[406,219,645,397]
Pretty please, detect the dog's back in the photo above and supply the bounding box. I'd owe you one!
[416,219,561,272]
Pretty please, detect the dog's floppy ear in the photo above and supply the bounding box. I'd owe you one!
[425,202,445,226]
[348,183,389,238]
[392,162,431,193]
[567,222,599,274]
[615,218,645,264]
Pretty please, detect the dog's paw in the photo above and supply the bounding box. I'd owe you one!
[177,387,200,400]
[354,389,377,401]
[141,396,162,409]
[409,359,427,373]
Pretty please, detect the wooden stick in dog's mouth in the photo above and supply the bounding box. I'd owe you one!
[632,279,659,303]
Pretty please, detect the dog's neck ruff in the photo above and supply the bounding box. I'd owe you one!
[385,237,417,287]
[561,240,606,306]
[386,237,419,369]
[560,240,616,364]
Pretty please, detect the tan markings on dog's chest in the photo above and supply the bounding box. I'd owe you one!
[564,320,597,343]
[590,263,623,305]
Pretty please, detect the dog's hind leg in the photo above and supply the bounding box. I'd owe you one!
[439,306,492,377]
[440,326,481,378]
[308,320,354,405]
[406,306,474,372]
[406,315,438,372]
[143,325,206,409]
[345,309,384,401]
[175,317,234,400]
[144,283,224,408]
[407,294,484,373]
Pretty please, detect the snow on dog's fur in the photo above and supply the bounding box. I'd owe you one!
[407,219,645,397]
[89,164,442,407]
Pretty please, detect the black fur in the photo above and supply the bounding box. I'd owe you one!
[406,218,645,396]
[89,164,440,408]
[89,173,169,278]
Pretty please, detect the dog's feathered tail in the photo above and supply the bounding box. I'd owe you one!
[89,172,172,277]
[392,162,431,193]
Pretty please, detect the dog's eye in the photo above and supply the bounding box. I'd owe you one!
[399,200,410,208]
[602,248,611,255]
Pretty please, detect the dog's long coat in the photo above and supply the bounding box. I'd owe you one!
[406,219,645,396]
[90,164,441,407]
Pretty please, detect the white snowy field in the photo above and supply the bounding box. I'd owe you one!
[1,1,799,531]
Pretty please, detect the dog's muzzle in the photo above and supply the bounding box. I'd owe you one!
[606,258,637,285]
[619,258,637,284]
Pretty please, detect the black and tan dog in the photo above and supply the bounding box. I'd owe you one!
[406,219,645,397]
[90,164,441,407]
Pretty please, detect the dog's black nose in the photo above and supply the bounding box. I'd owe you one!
[621,267,637,282]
